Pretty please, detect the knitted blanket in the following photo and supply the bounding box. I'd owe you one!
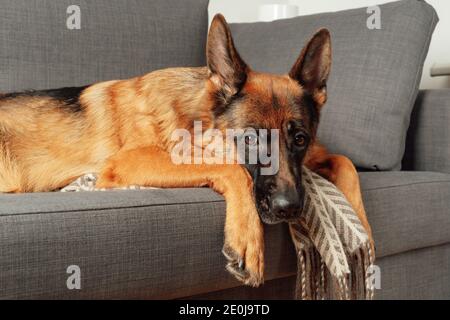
[289,167,375,300]
[61,167,375,300]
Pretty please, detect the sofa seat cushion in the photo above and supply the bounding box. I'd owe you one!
[1,171,449,298]
[0,189,296,299]
[361,171,450,258]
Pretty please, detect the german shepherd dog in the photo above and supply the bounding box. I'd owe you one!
[0,14,373,286]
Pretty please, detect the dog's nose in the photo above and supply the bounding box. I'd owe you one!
[270,189,303,220]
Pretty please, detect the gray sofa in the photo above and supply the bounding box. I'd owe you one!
[0,0,449,299]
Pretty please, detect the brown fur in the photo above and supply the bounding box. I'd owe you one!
[0,14,373,286]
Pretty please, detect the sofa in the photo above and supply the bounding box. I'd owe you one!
[0,0,449,299]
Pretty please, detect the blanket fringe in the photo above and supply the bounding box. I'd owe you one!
[295,240,374,300]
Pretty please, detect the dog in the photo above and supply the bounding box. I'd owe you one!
[0,14,373,286]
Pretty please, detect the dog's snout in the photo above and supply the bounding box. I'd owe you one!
[270,188,303,220]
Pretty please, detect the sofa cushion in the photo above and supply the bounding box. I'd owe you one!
[190,244,450,300]
[360,171,450,257]
[1,171,449,298]
[0,189,296,299]
[0,0,209,92]
[229,0,438,170]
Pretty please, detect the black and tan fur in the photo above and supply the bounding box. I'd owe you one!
[0,14,373,286]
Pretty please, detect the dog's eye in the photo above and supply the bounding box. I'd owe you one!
[294,132,307,147]
[245,133,258,146]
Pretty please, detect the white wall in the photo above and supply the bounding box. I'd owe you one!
[209,0,450,89]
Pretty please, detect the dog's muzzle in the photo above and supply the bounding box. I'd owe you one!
[269,187,303,221]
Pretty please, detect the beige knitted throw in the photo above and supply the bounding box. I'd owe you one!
[61,166,375,300]
[289,167,375,300]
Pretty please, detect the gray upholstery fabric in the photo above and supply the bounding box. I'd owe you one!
[360,171,450,258]
[229,0,438,170]
[0,0,209,92]
[187,276,297,300]
[0,189,296,299]
[1,171,449,299]
[375,243,450,299]
[188,244,450,300]
[403,89,450,173]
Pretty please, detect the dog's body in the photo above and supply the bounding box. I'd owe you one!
[0,14,373,286]
[0,67,213,193]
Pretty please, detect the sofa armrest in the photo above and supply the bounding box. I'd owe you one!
[403,89,450,173]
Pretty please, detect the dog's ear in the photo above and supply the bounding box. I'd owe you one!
[207,14,248,97]
[289,29,331,105]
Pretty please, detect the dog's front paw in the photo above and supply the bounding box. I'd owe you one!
[222,229,264,287]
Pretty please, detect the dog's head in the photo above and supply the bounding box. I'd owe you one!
[207,14,331,224]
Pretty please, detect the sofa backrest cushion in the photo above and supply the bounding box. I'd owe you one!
[230,0,438,170]
[0,0,209,92]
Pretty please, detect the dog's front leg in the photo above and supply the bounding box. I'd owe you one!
[96,146,264,286]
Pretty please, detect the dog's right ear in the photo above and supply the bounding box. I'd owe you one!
[207,14,248,97]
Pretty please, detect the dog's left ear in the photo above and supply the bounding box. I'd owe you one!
[289,29,331,105]
[207,14,249,97]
